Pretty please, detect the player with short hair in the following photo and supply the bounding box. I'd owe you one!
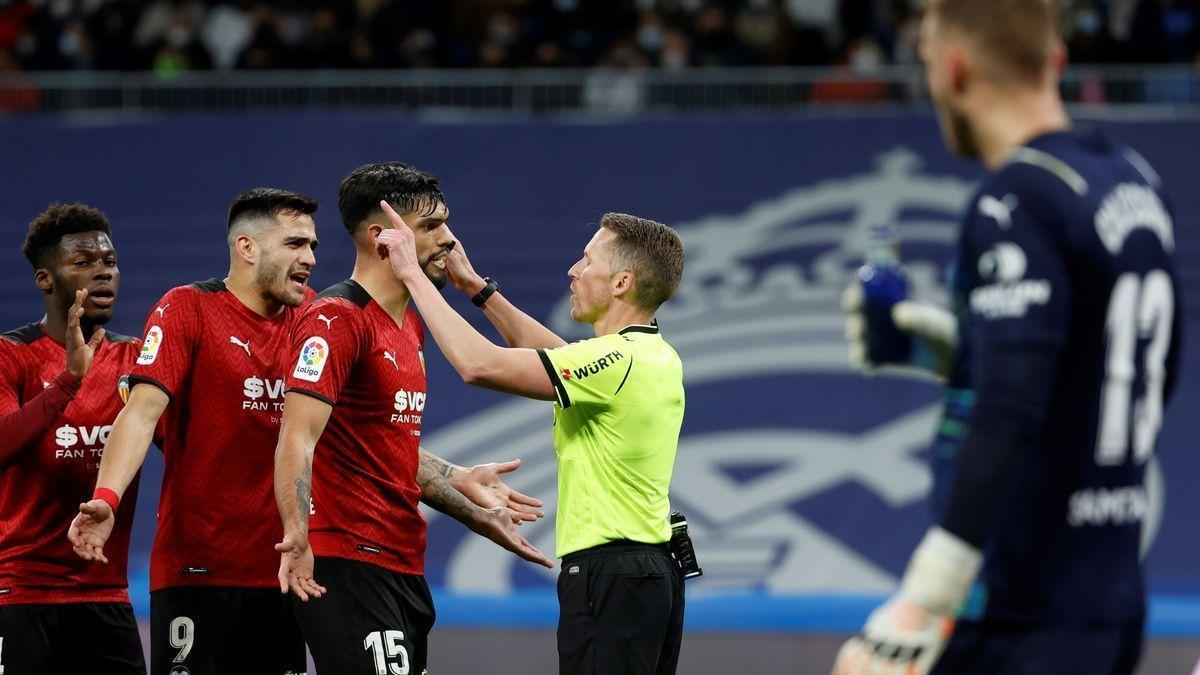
[376,208,688,675]
[274,162,553,675]
[834,1,1182,673]
[68,187,320,675]
[0,203,145,674]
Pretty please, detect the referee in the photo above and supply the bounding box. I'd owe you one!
[376,208,687,675]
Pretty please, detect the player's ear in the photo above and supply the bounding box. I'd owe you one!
[1050,42,1067,77]
[234,234,257,265]
[946,43,970,96]
[34,268,53,295]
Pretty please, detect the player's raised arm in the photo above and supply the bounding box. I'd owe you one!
[273,390,332,601]
[442,238,566,350]
[376,204,556,401]
[0,289,104,469]
[69,382,166,564]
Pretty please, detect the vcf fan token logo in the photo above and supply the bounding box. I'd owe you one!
[137,325,163,365]
[293,336,329,382]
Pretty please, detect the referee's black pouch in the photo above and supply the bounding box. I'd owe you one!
[668,511,703,580]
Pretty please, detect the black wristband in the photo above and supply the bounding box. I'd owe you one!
[472,278,500,307]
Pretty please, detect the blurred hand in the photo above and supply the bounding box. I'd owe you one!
[65,289,106,380]
[375,201,422,283]
[831,597,952,675]
[841,282,957,378]
[68,499,115,564]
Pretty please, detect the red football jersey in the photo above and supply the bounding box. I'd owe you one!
[285,280,427,575]
[129,279,315,591]
[0,323,140,605]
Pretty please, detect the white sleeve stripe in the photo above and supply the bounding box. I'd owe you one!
[1005,147,1089,196]
[1121,147,1163,188]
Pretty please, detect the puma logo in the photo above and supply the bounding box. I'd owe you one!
[155,304,169,317]
[979,194,1019,230]
[229,336,251,357]
[317,314,338,330]
[383,351,398,369]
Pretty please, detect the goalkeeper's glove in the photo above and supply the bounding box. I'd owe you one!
[831,527,982,675]
[841,283,958,379]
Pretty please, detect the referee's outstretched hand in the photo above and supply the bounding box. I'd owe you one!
[460,459,546,523]
[472,506,555,569]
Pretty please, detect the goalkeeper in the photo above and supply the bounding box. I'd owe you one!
[835,1,1182,674]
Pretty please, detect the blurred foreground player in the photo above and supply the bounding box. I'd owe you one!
[377,209,687,675]
[1,204,144,674]
[70,189,320,675]
[274,163,553,675]
[835,1,1182,674]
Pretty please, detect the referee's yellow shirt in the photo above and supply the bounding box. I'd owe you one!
[537,323,685,558]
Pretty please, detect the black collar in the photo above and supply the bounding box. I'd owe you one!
[618,320,659,336]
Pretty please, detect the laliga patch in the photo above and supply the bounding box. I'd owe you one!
[137,326,163,365]
[293,336,329,382]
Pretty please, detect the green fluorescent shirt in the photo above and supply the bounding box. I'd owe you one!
[537,323,685,558]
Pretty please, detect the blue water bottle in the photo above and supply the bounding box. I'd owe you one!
[857,225,913,365]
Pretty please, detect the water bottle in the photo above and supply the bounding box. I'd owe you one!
[668,511,703,580]
[857,225,913,365]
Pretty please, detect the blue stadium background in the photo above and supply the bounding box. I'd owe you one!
[1,111,1196,637]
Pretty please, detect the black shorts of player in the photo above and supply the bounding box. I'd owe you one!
[0,601,145,674]
[292,556,436,675]
[932,618,1145,675]
[150,586,306,675]
[557,540,686,675]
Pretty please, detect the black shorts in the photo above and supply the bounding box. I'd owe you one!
[292,556,435,675]
[933,619,1144,675]
[557,541,685,675]
[0,601,145,674]
[150,586,306,675]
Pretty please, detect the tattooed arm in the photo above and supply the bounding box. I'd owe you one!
[273,392,333,600]
[417,453,555,569]
[420,447,545,522]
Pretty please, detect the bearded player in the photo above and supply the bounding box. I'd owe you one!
[1,204,145,674]
[835,1,1182,674]
[274,162,552,675]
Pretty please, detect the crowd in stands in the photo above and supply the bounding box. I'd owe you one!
[0,0,1196,76]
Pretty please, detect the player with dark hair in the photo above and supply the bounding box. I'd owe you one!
[274,162,552,675]
[0,203,145,673]
[67,187,320,675]
[834,1,1182,673]
[376,208,688,675]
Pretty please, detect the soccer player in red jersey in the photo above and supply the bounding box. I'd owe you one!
[69,188,321,675]
[274,163,553,675]
[0,204,145,674]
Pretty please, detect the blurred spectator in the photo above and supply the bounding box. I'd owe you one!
[0,0,1195,74]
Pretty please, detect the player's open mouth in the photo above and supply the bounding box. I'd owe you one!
[289,272,309,290]
[428,255,448,270]
[89,287,115,308]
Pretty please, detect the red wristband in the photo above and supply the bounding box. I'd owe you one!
[93,487,120,513]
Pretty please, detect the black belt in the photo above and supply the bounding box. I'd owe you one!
[561,539,671,564]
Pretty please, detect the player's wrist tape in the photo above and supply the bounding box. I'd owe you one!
[93,487,120,513]
[472,277,501,307]
[897,526,982,616]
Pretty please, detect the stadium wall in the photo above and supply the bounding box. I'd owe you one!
[1,112,1196,672]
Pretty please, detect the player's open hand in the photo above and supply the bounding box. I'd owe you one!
[65,288,106,380]
[458,459,545,524]
[68,498,115,564]
[831,597,952,675]
[841,282,957,378]
[376,201,422,282]
[276,531,327,601]
[471,506,555,569]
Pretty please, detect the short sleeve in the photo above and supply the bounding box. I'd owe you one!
[538,336,633,409]
[284,302,362,406]
[962,174,1072,350]
[127,288,200,398]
